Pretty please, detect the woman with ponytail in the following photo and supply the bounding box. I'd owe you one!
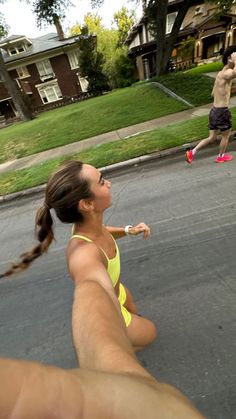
[1,160,156,351]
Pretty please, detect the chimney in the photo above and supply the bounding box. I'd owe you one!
[53,15,65,40]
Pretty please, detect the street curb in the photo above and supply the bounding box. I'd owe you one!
[0,143,189,204]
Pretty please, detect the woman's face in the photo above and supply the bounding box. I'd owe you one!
[81,164,112,212]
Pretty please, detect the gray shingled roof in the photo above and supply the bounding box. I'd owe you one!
[0,33,80,64]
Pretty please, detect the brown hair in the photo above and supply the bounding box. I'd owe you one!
[222,45,236,65]
[0,160,93,278]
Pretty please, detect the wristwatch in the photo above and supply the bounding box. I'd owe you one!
[124,225,133,235]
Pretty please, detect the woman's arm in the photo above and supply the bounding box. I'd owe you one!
[67,241,120,309]
[106,223,151,240]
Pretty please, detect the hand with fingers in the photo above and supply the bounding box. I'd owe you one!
[128,223,151,239]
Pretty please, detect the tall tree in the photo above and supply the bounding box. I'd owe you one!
[90,0,236,76]
[141,0,147,14]
[31,0,71,26]
[113,6,136,46]
[146,0,194,75]
[78,26,109,95]
[70,12,136,89]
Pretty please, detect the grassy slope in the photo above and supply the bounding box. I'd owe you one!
[0,83,186,163]
[154,73,214,106]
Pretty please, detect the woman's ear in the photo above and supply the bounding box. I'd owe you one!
[78,199,94,213]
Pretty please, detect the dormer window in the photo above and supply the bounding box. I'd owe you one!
[8,44,26,55]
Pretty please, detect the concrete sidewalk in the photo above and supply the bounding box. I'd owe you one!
[2,97,236,175]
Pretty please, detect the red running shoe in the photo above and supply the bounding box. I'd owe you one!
[186,149,193,164]
[215,154,233,163]
[215,156,225,163]
[222,154,233,162]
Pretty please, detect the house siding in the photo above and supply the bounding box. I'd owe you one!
[0,33,90,119]
[0,82,10,99]
[126,1,236,80]
[50,54,81,98]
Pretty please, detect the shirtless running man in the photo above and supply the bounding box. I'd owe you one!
[186,46,236,164]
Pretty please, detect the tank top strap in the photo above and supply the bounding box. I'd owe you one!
[71,233,109,260]
[71,234,93,243]
[71,226,118,261]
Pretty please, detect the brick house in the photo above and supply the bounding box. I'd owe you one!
[0,28,89,119]
[125,0,236,80]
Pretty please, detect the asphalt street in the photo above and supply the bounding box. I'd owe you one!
[0,148,236,419]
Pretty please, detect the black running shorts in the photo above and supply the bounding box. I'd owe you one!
[208,106,232,132]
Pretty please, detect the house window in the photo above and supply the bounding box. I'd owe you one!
[78,76,89,92]
[139,28,144,44]
[16,66,29,79]
[166,12,177,34]
[8,44,26,55]
[68,51,79,69]
[36,59,54,81]
[214,35,224,54]
[37,81,62,104]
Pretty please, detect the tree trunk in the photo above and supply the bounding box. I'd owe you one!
[155,0,168,75]
[155,0,192,76]
[0,49,33,121]
[142,0,147,14]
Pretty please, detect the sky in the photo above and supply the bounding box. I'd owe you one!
[1,0,142,38]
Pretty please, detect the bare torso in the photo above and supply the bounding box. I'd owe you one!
[212,69,232,107]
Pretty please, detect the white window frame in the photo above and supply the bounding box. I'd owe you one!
[16,66,30,79]
[166,11,183,34]
[68,51,79,69]
[36,59,54,81]
[78,75,89,92]
[37,80,62,104]
[8,44,26,55]
[166,12,177,34]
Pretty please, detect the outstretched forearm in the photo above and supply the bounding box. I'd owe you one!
[72,280,150,377]
[71,281,205,419]
[106,222,151,239]
[106,225,127,239]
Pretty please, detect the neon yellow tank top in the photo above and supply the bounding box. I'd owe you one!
[70,232,120,287]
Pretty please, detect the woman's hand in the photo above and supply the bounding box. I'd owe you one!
[128,223,150,239]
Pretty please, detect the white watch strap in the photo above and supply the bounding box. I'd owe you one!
[124,225,133,235]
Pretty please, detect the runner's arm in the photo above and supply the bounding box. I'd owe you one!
[223,52,236,80]
[106,223,150,239]
[68,242,119,307]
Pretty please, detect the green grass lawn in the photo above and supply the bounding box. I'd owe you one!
[1,107,236,196]
[153,73,215,106]
[0,83,187,164]
[185,61,223,75]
